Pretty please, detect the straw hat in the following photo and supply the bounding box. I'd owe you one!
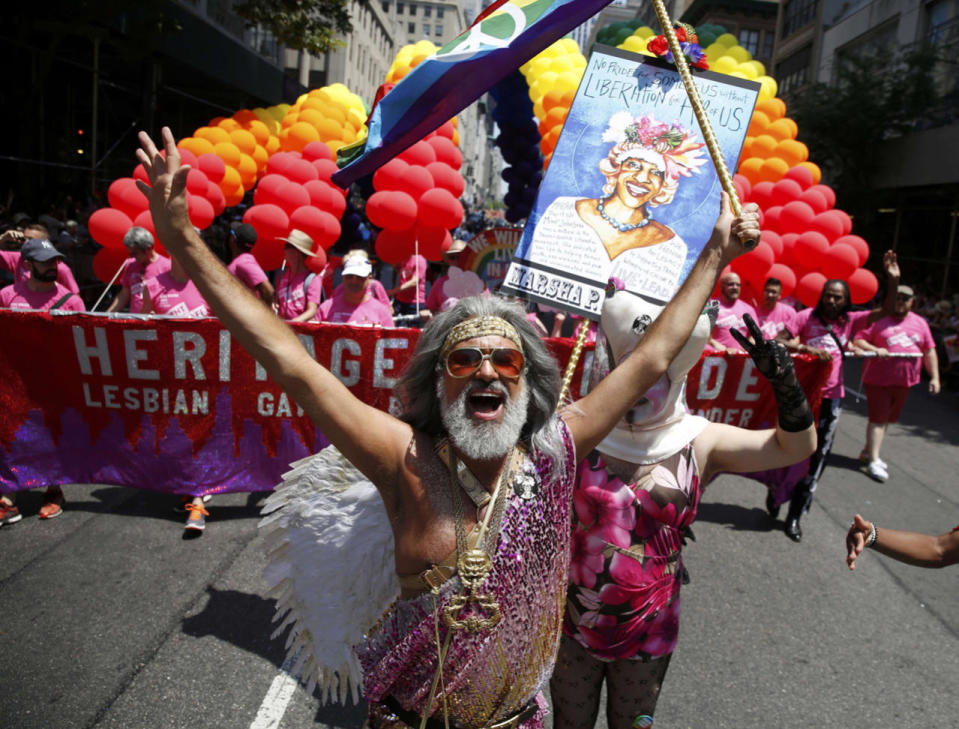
[279,229,317,257]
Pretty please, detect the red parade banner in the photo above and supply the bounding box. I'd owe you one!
[0,311,828,494]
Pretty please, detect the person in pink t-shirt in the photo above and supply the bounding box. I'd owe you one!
[424,238,467,319]
[226,223,275,306]
[141,256,211,319]
[317,256,394,327]
[331,249,390,308]
[387,253,427,322]
[0,223,80,294]
[708,271,757,352]
[106,226,172,313]
[0,238,85,526]
[755,276,796,339]
[275,230,323,323]
[853,284,939,482]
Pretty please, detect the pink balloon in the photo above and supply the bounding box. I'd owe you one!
[848,267,879,305]
[285,158,320,185]
[811,210,845,242]
[821,242,859,280]
[418,188,464,230]
[733,173,752,200]
[108,178,148,220]
[304,180,346,218]
[794,231,830,269]
[771,178,804,207]
[779,233,799,267]
[795,272,828,308]
[760,230,783,259]
[835,234,869,266]
[809,184,836,209]
[779,201,815,234]
[89,207,134,249]
[253,174,288,207]
[197,153,226,184]
[799,188,828,214]
[765,263,797,297]
[206,182,226,216]
[784,165,814,189]
[762,205,784,233]
[177,148,199,168]
[749,181,774,210]
[266,152,298,177]
[186,194,215,230]
[289,206,341,250]
[302,141,333,162]
[186,169,210,197]
[274,181,311,216]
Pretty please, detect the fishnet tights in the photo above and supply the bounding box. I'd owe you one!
[550,635,672,729]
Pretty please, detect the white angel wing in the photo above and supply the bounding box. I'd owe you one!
[259,446,399,704]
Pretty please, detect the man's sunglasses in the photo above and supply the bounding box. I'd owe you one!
[444,347,525,379]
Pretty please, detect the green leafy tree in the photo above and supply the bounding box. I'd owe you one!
[235,0,362,54]
[790,44,940,225]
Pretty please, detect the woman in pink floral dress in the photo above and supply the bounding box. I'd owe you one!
[551,290,817,729]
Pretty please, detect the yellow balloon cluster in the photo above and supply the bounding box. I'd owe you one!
[614,25,659,56]
[702,33,778,100]
[519,37,587,166]
[178,103,292,206]
[279,84,368,158]
[387,40,439,84]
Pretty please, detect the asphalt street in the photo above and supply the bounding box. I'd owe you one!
[1,359,957,729]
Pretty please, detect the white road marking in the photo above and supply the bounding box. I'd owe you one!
[250,651,301,729]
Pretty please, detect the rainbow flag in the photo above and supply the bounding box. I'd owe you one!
[332,0,612,187]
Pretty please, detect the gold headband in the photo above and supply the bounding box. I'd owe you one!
[440,316,524,358]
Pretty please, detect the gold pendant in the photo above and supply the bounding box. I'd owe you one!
[442,549,502,633]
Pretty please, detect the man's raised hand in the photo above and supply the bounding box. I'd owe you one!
[135,127,192,242]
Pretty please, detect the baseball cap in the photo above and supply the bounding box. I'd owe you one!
[278,229,316,257]
[233,223,257,247]
[342,257,372,277]
[897,285,914,297]
[21,238,64,262]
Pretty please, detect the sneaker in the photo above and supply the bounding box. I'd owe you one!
[38,491,64,520]
[174,494,211,513]
[0,501,22,525]
[858,452,887,470]
[861,460,888,483]
[184,503,209,532]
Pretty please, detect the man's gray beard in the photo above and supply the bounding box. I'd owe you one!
[437,378,530,461]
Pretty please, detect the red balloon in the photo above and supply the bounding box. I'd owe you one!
[243,203,290,244]
[197,153,226,184]
[373,158,410,192]
[770,178,804,207]
[426,137,463,170]
[403,165,436,201]
[186,169,211,197]
[784,165,814,190]
[251,239,285,271]
[732,240,774,283]
[821,242,859,280]
[266,152,298,177]
[274,181,311,216]
[794,231,830,269]
[89,208,134,249]
[779,232,799,267]
[302,141,333,162]
[132,165,150,187]
[426,162,466,198]
[811,210,844,242]
[848,267,879,305]
[375,228,417,265]
[285,158,320,185]
[415,222,448,261]
[304,180,346,218]
[835,234,869,266]
[760,230,783,259]
[290,206,341,250]
[765,263,797,297]
[833,209,853,236]
[749,181,774,210]
[799,188,828,214]
[418,188,463,230]
[311,159,340,185]
[108,178,148,220]
[186,194,215,230]
[399,141,437,167]
[305,246,328,274]
[253,173,288,207]
[93,246,130,284]
[435,121,455,139]
[206,182,226,216]
[779,200,815,233]
[795,272,828,308]
[809,184,836,209]
[733,173,752,200]
[762,205,784,234]
[367,191,418,231]
[132,210,156,238]
[177,148,199,169]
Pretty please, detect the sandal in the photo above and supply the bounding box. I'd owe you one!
[39,491,64,520]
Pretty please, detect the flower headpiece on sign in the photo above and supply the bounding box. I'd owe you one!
[646,23,708,70]
[601,112,708,183]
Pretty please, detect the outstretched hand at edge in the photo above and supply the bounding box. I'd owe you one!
[846,514,872,570]
[135,127,192,246]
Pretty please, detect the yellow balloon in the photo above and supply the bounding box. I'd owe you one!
[295,93,309,106]
[737,62,759,80]
[745,60,766,77]
[705,43,727,63]
[716,33,738,47]
[727,71,749,80]
[635,26,655,39]
[550,55,575,73]
[725,45,752,63]
[530,57,552,77]
[533,100,546,120]
[559,38,580,54]
[758,76,778,100]
[347,108,366,128]
[195,126,231,145]
[621,35,646,53]
[541,42,564,58]
[712,56,740,75]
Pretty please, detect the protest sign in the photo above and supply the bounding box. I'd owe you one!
[460,227,522,287]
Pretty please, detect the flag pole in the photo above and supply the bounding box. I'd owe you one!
[90,259,130,312]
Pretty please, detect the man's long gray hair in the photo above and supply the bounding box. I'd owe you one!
[396,296,567,476]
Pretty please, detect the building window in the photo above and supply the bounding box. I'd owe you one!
[776,45,812,96]
[424,5,432,17]
[927,0,959,42]
[381,1,389,12]
[782,0,818,38]
[397,2,404,14]
[762,32,774,60]
[738,29,760,55]
[408,21,415,33]
[409,3,416,15]
[437,7,444,18]
[435,24,442,36]
[424,23,430,35]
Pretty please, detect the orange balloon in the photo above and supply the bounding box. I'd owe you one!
[317,118,343,142]
[213,142,242,168]
[777,139,808,167]
[325,140,346,158]
[219,165,242,194]
[758,157,789,183]
[542,89,566,113]
[767,117,798,141]
[540,129,560,156]
[251,144,269,172]
[756,98,786,120]
[230,129,257,155]
[195,126,231,146]
[747,110,770,137]
[286,121,321,151]
[265,136,281,155]
[297,108,324,128]
[452,130,459,146]
[217,118,242,133]
[281,113,299,130]
[301,97,326,113]
[209,116,227,127]
[246,119,271,146]
[323,105,347,125]
[223,184,245,207]
[740,136,756,160]
[237,153,257,186]
[233,109,259,125]
[752,134,778,158]
[799,161,822,185]
[737,157,765,186]
[179,136,215,158]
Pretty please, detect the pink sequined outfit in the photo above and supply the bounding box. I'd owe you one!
[563,445,701,661]
[358,423,576,729]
